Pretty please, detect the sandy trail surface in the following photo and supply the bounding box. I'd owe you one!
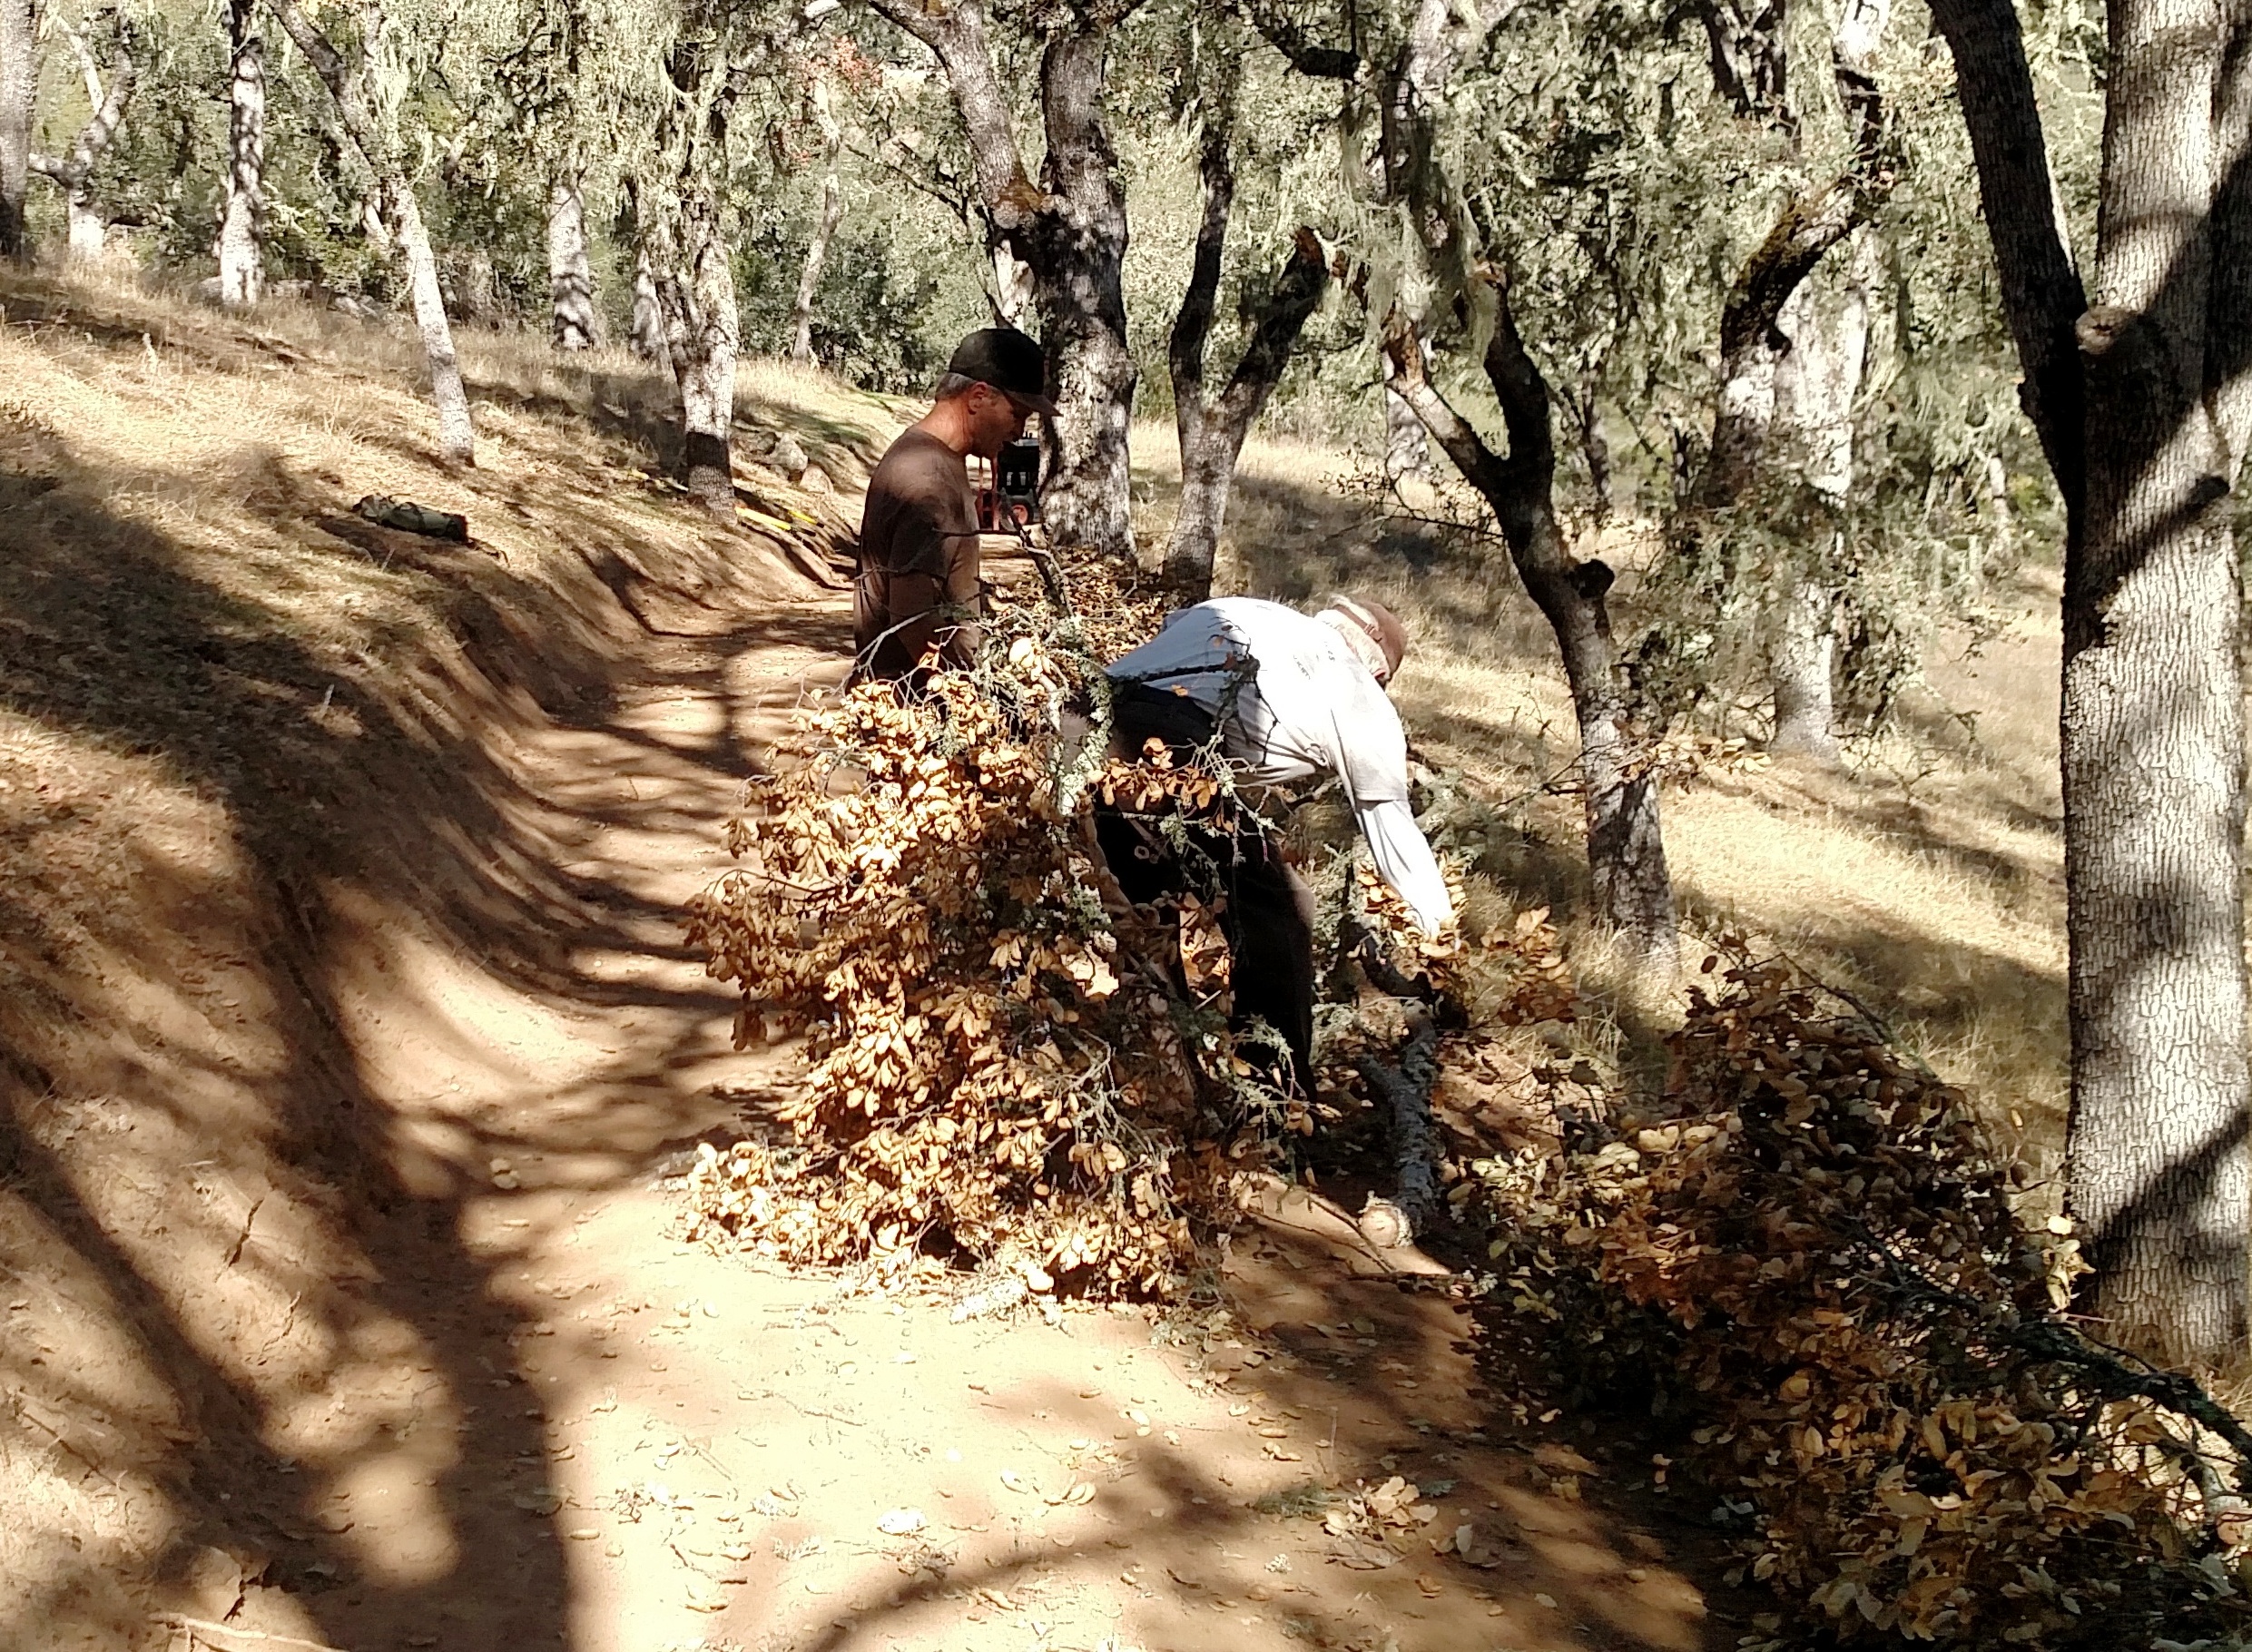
[193,575,1731,1652]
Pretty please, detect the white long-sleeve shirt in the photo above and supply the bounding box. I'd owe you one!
[1107,598,1454,935]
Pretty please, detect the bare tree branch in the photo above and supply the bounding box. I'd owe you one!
[28,11,134,189]
[1923,0,2088,510]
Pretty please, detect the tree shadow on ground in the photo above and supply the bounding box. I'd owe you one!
[0,380,818,1647]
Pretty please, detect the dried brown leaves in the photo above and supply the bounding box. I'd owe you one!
[1476,957,2252,1649]
[683,624,1265,1296]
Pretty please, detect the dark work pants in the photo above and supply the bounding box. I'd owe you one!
[1094,687,1319,1093]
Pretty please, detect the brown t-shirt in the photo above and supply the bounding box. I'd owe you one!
[855,428,982,681]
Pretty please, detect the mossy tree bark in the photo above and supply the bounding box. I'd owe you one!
[547,175,597,351]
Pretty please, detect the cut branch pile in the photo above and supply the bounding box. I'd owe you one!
[1474,956,2252,1649]
[683,605,1281,1296]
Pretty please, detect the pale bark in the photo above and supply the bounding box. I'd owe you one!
[266,0,474,465]
[1382,369,1431,482]
[2061,0,2247,1368]
[1165,222,1328,593]
[1383,293,1677,969]
[868,0,1144,560]
[1764,231,1876,758]
[1932,0,2252,1367]
[631,246,664,360]
[1691,0,1893,510]
[657,190,738,518]
[1766,577,1837,756]
[788,166,843,363]
[388,178,476,462]
[649,44,742,519]
[989,240,1035,329]
[0,0,40,261]
[26,15,134,265]
[218,0,264,308]
[547,176,597,350]
[620,178,666,361]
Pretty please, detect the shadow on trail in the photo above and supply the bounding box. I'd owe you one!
[0,367,812,1647]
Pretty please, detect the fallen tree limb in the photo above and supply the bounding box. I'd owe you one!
[1352,1005,1441,1244]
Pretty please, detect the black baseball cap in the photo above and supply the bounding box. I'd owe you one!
[945,328,1060,418]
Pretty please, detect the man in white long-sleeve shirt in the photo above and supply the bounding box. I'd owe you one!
[1099,595,1452,1091]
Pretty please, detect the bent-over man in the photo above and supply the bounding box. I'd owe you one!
[1099,595,1452,1093]
[854,328,1057,683]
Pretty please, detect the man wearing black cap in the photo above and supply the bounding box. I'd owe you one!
[853,328,1059,683]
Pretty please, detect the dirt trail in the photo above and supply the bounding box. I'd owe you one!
[180,573,1730,1652]
[0,277,1743,1652]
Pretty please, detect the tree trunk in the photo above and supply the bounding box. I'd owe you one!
[788,165,843,363]
[1365,0,1490,488]
[1763,231,1875,759]
[0,0,33,262]
[1690,0,1893,510]
[870,0,1145,561]
[620,178,666,361]
[547,175,597,350]
[1382,369,1431,483]
[1382,290,1677,969]
[1931,0,2252,1367]
[1164,222,1331,594]
[65,190,102,260]
[1159,56,1329,595]
[218,0,263,308]
[1028,25,1136,561]
[631,247,664,361]
[29,14,138,268]
[659,190,738,519]
[2060,0,2248,1368]
[1567,369,1612,524]
[989,239,1035,329]
[1766,577,1837,757]
[266,0,473,464]
[387,177,476,464]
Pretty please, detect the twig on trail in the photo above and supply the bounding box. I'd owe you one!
[742,1388,865,1427]
[155,1618,353,1652]
[7,1390,127,1489]
[1352,1006,1442,1244]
